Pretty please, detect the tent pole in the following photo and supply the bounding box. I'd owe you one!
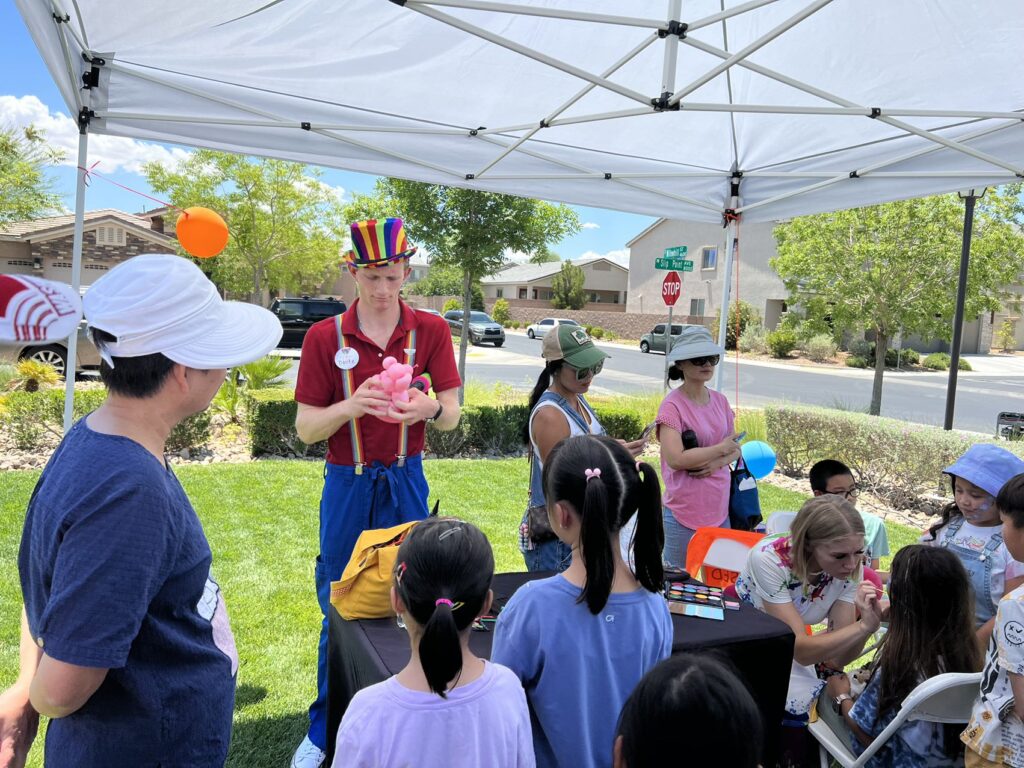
[62,127,89,433]
[944,189,984,430]
[715,217,737,391]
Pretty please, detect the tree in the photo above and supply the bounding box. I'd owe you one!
[773,190,1024,415]
[530,245,562,264]
[551,261,586,310]
[406,263,484,310]
[0,125,64,224]
[145,150,346,303]
[345,181,579,401]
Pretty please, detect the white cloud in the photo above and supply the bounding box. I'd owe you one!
[581,222,600,230]
[1,94,191,175]
[579,248,629,267]
[293,177,348,203]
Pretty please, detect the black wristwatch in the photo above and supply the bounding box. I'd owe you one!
[426,401,444,423]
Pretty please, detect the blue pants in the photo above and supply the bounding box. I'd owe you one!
[522,538,573,572]
[662,507,729,569]
[308,455,429,749]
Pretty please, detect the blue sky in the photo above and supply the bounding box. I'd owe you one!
[1,1,654,264]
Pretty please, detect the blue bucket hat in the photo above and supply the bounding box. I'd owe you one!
[943,443,1024,498]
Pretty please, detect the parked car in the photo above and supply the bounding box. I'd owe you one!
[639,323,692,354]
[0,322,101,379]
[270,296,347,348]
[443,310,505,346]
[526,317,579,340]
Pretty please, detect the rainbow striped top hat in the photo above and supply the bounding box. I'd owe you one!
[346,218,418,268]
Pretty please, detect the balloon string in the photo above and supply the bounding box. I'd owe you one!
[76,162,188,216]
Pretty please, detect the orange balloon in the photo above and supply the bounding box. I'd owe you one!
[176,207,229,258]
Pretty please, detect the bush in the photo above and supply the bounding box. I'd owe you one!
[738,323,769,355]
[0,387,208,451]
[491,298,512,327]
[715,300,760,350]
[845,355,869,368]
[803,333,837,362]
[847,338,873,358]
[896,348,920,366]
[766,328,797,358]
[10,359,60,392]
[997,319,1017,353]
[764,404,1024,508]
[591,327,605,339]
[922,352,971,371]
[245,388,324,458]
[441,298,460,315]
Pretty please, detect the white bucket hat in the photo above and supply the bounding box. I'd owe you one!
[666,325,725,365]
[83,254,283,368]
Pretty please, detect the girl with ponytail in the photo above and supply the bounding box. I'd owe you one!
[332,518,534,768]
[493,434,672,768]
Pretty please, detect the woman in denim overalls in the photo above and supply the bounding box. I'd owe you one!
[922,443,1024,646]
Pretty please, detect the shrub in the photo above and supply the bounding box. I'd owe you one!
[715,300,760,350]
[803,333,838,362]
[764,404,1024,508]
[0,363,18,391]
[214,356,291,422]
[845,355,869,368]
[766,328,797,358]
[491,298,512,327]
[738,323,769,355]
[997,319,1017,353]
[584,325,594,335]
[10,359,60,392]
[441,298,460,315]
[167,410,213,452]
[922,352,970,371]
[245,388,324,458]
[591,327,605,339]
[847,338,873,358]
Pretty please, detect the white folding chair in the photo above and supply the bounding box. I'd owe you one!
[764,510,797,535]
[809,671,981,768]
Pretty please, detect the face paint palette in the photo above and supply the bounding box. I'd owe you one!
[666,582,726,621]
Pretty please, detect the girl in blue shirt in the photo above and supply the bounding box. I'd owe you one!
[492,434,672,768]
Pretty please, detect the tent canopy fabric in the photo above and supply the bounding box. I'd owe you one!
[16,0,1024,223]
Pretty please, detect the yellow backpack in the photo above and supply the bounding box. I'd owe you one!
[330,520,419,620]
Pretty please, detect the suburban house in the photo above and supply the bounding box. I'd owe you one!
[626,218,788,327]
[626,218,1010,353]
[0,208,177,287]
[480,256,628,310]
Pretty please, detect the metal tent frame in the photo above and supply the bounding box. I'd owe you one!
[20,0,1022,429]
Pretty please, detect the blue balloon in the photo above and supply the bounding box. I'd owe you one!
[741,440,776,479]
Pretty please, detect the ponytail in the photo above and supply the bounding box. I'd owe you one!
[579,475,615,613]
[393,518,495,697]
[419,600,464,696]
[523,361,563,444]
[632,460,666,592]
[543,434,664,614]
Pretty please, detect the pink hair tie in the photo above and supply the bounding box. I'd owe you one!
[635,460,643,474]
[584,467,602,482]
[435,598,454,608]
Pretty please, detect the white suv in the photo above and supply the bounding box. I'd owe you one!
[526,317,579,339]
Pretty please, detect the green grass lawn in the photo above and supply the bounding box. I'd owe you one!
[0,459,919,767]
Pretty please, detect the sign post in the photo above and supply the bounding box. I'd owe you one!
[662,271,681,388]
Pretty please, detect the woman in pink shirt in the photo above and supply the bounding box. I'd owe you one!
[656,326,741,567]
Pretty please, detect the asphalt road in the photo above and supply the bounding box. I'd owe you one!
[459,333,1021,435]
[281,332,1021,434]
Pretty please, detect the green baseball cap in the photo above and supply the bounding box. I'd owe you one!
[541,324,609,369]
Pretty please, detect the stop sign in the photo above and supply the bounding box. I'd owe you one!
[662,271,681,306]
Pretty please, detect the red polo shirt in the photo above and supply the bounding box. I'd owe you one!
[294,299,461,467]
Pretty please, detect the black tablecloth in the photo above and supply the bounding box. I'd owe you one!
[327,572,794,766]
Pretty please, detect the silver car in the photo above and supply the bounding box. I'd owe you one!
[0,322,101,378]
[526,317,579,340]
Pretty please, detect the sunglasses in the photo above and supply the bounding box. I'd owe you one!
[568,360,604,381]
[685,355,720,367]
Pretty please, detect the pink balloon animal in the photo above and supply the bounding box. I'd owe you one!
[374,356,414,424]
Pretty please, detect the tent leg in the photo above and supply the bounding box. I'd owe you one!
[943,190,981,431]
[714,218,737,391]
[62,129,89,434]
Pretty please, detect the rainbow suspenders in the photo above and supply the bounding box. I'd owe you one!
[335,314,417,474]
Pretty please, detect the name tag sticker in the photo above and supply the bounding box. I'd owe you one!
[335,347,359,370]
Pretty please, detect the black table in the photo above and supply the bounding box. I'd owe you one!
[327,572,794,766]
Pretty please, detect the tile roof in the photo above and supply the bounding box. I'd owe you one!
[481,256,625,284]
[0,209,173,240]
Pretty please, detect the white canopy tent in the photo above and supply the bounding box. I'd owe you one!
[14,0,1024,429]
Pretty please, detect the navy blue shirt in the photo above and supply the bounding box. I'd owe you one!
[19,419,237,767]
